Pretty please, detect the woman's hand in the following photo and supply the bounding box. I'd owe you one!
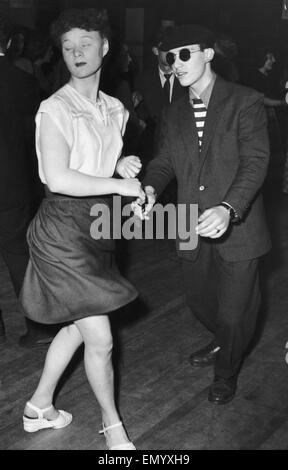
[116,156,142,178]
[116,178,145,198]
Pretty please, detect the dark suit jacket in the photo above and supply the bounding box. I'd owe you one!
[136,65,187,123]
[143,76,271,262]
[0,56,40,211]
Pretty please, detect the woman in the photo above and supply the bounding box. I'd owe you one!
[20,8,144,451]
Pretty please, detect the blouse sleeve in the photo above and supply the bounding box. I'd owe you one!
[36,97,74,149]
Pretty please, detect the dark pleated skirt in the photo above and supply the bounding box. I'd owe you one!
[20,192,138,324]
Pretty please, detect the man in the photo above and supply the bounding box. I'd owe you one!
[0,13,53,347]
[137,28,186,121]
[137,25,271,404]
[136,26,187,150]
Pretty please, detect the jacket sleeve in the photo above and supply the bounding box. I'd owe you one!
[142,108,176,195]
[223,93,270,219]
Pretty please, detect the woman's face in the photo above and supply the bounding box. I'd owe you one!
[61,28,109,79]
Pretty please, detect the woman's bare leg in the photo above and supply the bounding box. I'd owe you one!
[75,315,132,448]
[24,323,83,419]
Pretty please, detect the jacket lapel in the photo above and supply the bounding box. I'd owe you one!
[199,77,229,170]
[177,97,200,169]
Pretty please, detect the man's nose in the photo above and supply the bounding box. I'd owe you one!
[173,56,183,70]
[171,55,177,66]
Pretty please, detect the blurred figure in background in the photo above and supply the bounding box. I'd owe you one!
[243,47,287,153]
[102,39,145,154]
[136,25,187,156]
[244,48,285,107]
[212,34,239,82]
[7,27,34,74]
[0,12,52,347]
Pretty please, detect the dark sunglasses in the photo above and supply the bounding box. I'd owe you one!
[166,48,201,66]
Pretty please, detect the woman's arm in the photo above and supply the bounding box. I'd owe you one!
[40,113,143,198]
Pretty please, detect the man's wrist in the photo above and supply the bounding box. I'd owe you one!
[219,201,239,221]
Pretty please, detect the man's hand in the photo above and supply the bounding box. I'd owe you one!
[138,118,147,131]
[116,156,142,178]
[142,186,156,219]
[196,205,230,239]
[131,185,156,221]
[132,90,143,108]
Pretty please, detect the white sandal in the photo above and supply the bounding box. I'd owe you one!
[23,401,72,433]
[99,421,136,450]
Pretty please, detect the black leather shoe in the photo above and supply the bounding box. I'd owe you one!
[189,340,220,367]
[18,319,60,348]
[18,326,55,348]
[208,375,238,405]
[0,309,6,345]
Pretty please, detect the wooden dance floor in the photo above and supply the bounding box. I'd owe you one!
[1,165,288,450]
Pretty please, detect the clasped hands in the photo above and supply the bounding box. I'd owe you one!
[131,186,156,221]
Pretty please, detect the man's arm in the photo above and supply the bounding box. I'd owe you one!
[222,93,270,219]
[196,93,270,239]
[131,108,176,220]
[142,108,176,196]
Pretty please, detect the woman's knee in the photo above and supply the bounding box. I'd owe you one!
[76,317,113,356]
[85,333,113,358]
[65,323,83,340]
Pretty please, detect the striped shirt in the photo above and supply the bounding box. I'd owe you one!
[189,72,217,151]
[192,98,207,150]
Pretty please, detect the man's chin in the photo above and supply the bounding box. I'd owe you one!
[177,76,192,87]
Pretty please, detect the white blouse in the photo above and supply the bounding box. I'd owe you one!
[35,84,129,184]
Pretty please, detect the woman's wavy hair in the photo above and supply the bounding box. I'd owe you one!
[50,8,111,48]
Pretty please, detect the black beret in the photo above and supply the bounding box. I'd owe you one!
[158,24,216,52]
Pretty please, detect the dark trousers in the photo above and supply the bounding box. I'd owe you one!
[0,202,31,297]
[181,241,261,378]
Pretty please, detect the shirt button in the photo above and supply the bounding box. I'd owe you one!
[199,185,205,191]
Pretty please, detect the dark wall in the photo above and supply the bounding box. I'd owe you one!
[138,0,285,48]
[2,0,288,64]
[3,0,286,47]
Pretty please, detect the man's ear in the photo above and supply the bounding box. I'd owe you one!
[204,48,215,63]
[152,46,159,57]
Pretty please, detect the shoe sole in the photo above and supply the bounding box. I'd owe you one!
[23,413,72,432]
[23,421,72,432]
[19,337,53,348]
[190,360,216,368]
[208,394,235,405]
